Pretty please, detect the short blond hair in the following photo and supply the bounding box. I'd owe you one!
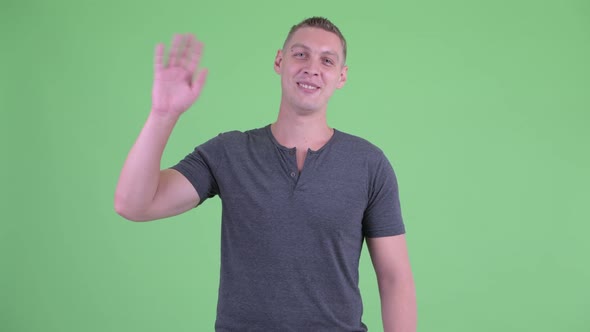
[283,17,347,61]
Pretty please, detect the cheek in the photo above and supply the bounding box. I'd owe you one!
[288,65,302,76]
[325,73,341,85]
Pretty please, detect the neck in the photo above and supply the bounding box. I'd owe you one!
[271,105,333,149]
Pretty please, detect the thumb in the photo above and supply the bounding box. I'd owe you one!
[190,68,208,100]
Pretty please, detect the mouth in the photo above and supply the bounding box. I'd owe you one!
[297,82,320,91]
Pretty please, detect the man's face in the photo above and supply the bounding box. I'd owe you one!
[274,27,348,113]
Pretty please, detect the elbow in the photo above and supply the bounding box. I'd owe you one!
[114,194,146,222]
[377,274,416,298]
[376,270,415,291]
[114,206,141,222]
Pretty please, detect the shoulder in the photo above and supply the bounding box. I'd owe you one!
[200,126,270,156]
[333,130,401,182]
[207,126,267,144]
[334,129,388,161]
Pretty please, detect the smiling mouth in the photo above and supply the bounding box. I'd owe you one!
[297,82,319,90]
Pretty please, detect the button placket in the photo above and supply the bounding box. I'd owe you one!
[279,148,297,185]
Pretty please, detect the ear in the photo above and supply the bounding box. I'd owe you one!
[336,65,348,89]
[274,49,283,74]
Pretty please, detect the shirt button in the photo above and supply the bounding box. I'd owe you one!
[290,172,296,178]
[289,150,295,155]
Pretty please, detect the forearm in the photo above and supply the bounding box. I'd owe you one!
[114,111,180,216]
[378,276,417,332]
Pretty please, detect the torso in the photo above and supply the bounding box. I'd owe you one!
[173,124,404,331]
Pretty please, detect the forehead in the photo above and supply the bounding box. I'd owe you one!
[286,27,344,58]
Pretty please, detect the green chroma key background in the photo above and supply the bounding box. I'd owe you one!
[1,0,588,331]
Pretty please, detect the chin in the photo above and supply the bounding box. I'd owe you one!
[283,95,326,114]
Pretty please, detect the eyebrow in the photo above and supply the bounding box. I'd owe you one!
[290,43,340,61]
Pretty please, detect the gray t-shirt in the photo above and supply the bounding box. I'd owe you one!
[171,124,405,331]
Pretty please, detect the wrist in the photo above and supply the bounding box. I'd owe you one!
[149,108,182,123]
[146,110,181,132]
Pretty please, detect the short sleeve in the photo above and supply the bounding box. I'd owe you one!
[169,134,225,206]
[362,152,406,238]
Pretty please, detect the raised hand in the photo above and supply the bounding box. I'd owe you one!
[151,33,208,116]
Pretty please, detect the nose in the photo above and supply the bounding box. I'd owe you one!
[304,68,319,76]
[303,57,321,76]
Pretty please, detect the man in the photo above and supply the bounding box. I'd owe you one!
[115,17,416,332]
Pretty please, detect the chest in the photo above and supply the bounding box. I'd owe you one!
[216,147,369,236]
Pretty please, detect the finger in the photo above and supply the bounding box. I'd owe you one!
[186,39,204,75]
[154,43,164,72]
[167,34,183,67]
[180,34,195,70]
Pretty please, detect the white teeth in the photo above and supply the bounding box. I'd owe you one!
[299,83,317,90]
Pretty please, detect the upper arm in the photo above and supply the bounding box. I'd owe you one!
[136,168,201,221]
[366,234,413,283]
[362,152,405,238]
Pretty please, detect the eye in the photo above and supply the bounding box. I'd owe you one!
[294,52,306,58]
[323,58,335,65]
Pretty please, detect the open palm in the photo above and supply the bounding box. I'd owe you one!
[151,33,208,116]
